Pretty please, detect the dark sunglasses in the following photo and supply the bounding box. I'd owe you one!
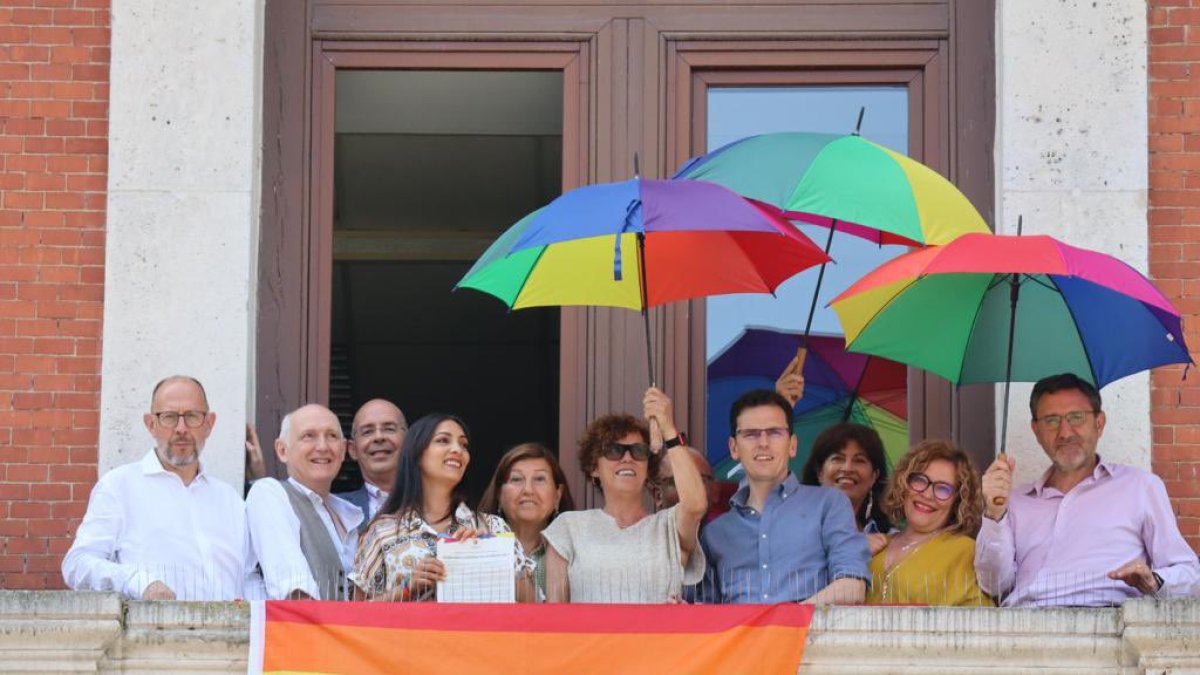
[906,472,957,502]
[602,442,651,461]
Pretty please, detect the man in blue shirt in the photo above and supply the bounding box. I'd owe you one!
[700,389,870,604]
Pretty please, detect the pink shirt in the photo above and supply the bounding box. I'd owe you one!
[975,459,1199,607]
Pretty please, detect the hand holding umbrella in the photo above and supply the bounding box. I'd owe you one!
[775,351,807,407]
[981,453,1016,516]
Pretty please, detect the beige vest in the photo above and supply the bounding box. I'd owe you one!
[280,480,347,601]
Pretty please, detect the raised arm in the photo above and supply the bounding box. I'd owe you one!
[644,387,705,564]
[976,455,1018,598]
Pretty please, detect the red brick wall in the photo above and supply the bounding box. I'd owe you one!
[0,0,108,589]
[1149,1,1200,554]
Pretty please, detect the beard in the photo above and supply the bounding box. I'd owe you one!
[158,441,201,467]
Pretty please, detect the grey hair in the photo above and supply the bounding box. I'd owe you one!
[277,404,343,444]
[277,412,293,443]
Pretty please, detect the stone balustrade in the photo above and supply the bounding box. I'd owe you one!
[1,591,1197,673]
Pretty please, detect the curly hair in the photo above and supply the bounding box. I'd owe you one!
[882,439,983,537]
[578,413,657,487]
[478,442,576,519]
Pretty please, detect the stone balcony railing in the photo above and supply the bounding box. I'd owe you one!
[1,591,1198,673]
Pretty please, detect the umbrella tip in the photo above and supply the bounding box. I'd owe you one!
[1017,214,1024,236]
[634,152,640,178]
[853,107,866,135]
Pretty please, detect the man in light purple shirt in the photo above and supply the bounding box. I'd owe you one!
[976,373,1199,606]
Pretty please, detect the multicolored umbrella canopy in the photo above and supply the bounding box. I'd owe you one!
[675,132,990,247]
[706,329,908,479]
[830,233,1193,388]
[457,178,831,311]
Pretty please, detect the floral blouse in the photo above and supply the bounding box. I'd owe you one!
[350,503,532,601]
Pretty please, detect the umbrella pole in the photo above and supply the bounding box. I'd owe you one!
[637,231,666,451]
[801,220,839,348]
[995,271,1021,507]
[843,354,872,423]
[637,232,654,387]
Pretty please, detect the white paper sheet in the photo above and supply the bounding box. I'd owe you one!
[436,535,516,603]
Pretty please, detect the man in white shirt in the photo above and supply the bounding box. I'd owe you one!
[62,375,247,600]
[246,404,363,600]
[336,399,406,528]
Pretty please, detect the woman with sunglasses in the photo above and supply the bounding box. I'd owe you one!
[867,439,993,606]
[543,387,707,603]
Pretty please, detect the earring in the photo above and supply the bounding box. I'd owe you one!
[864,492,875,523]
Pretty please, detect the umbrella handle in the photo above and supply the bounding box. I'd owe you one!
[991,451,1009,507]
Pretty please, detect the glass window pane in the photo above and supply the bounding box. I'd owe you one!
[331,70,563,497]
[704,86,910,480]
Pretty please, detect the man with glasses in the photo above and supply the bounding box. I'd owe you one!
[336,399,407,529]
[62,376,247,600]
[699,389,869,604]
[976,372,1199,606]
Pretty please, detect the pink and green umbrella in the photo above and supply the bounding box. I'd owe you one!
[830,232,1194,454]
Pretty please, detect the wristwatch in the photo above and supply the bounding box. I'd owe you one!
[662,432,687,450]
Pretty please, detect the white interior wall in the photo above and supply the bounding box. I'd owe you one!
[995,0,1150,483]
[99,0,263,488]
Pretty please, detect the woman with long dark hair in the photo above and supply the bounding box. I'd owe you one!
[801,423,893,554]
[350,413,532,601]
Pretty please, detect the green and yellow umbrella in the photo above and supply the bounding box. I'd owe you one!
[675,131,989,247]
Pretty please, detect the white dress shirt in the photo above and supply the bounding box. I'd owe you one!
[365,482,387,521]
[245,477,363,600]
[61,451,248,600]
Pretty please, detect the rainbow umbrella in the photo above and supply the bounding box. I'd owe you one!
[706,329,907,479]
[676,129,991,361]
[674,131,989,247]
[831,232,1193,454]
[457,178,831,382]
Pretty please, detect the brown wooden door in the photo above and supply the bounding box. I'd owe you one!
[259,0,995,493]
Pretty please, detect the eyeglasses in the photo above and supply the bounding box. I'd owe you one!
[734,427,790,442]
[152,410,207,428]
[1034,410,1097,431]
[602,442,651,461]
[906,472,957,502]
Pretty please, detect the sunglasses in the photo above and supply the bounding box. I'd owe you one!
[602,442,651,462]
[906,472,957,502]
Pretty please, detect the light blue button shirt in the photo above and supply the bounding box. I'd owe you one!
[699,473,869,603]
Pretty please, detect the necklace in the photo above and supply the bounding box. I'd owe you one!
[424,512,453,532]
[879,529,944,601]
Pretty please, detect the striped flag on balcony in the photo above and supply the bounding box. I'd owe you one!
[248,601,812,674]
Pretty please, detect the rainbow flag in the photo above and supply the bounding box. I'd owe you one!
[249,601,813,674]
